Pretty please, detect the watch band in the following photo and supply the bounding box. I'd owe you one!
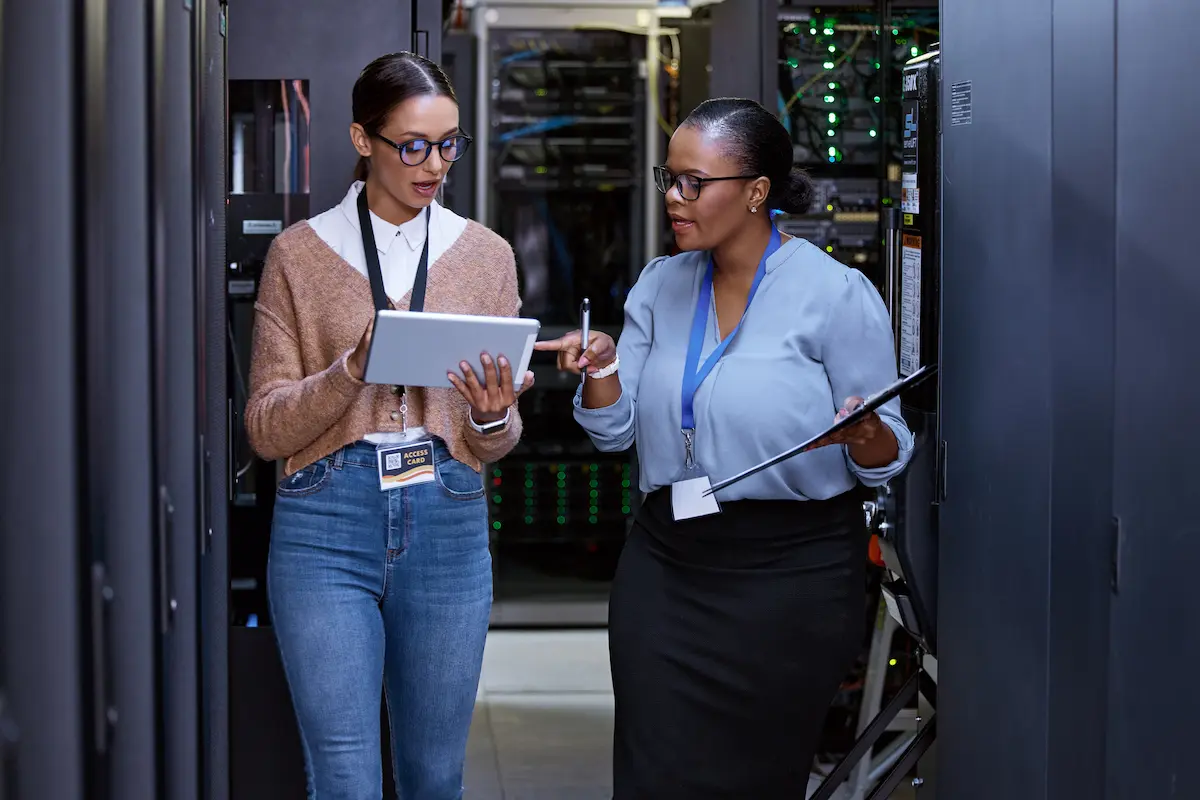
[469,407,511,434]
[590,354,620,380]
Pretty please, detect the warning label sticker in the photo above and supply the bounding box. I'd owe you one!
[899,235,923,377]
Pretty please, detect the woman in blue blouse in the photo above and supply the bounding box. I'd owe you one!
[535,97,914,798]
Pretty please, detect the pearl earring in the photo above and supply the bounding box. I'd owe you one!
[750,206,758,213]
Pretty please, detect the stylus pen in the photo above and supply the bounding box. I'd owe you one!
[579,297,591,384]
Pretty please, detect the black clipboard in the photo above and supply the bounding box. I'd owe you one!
[703,364,938,496]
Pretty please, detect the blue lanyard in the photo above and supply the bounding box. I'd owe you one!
[680,225,781,433]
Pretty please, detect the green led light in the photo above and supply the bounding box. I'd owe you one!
[492,521,502,530]
[826,245,834,253]
[823,95,834,103]
[492,469,502,477]
[525,498,534,507]
[492,495,502,504]
[823,27,833,35]
[525,515,534,524]
[874,61,881,69]
[621,506,631,514]
[869,129,878,138]
[828,45,836,53]
[829,112,838,123]
[524,480,533,489]
[828,82,838,89]
[590,490,599,499]
[787,57,799,69]
[828,146,837,156]
[589,515,598,524]
[873,95,882,103]
[590,480,599,488]
[911,46,919,56]
[621,479,630,488]
[557,516,566,525]
[809,27,816,34]
[827,129,835,136]
[823,61,835,70]
[892,27,899,35]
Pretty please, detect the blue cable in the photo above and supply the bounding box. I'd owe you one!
[499,50,542,67]
[496,116,581,143]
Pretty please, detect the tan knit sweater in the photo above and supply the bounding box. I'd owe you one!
[245,219,524,476]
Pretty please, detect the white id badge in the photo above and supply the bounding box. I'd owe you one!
[376,441,436,491]
[671,430,722,521]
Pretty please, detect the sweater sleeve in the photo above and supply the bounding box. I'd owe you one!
[463,239,525,464]
[244,238,365,461]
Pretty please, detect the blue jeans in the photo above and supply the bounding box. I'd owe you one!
[268,439,492,800]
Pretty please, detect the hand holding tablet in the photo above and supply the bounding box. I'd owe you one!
[362,309,540,390]
[446,351,535,424]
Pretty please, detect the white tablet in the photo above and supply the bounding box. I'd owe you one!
[363,309,541,389]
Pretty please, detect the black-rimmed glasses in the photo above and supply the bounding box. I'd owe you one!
[374,133,474,166]
[653,165,757,201]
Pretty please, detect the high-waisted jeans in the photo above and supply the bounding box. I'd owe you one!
[267,439,492,800]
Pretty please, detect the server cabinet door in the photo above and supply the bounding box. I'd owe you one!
[90,0,161,798]
[0,0,87,798]
[152,0,202,798]
[197,3,231,800]
[1108,3,1200,797]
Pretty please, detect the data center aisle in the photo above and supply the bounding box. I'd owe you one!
[464,630,928,799]
[465,630,616,799]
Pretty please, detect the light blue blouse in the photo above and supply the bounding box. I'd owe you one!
[572,237,915,502]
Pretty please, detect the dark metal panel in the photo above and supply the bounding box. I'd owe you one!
[226,0,415,212]
[0,0,86,798]
[99,0,160,797]
[441,30,476,217]
[1107,1,1200,797]
[198,2,231,799]
[153,0,201,798]
[937,0,1055,797]
[676,18,711,122]
[1046,0,1116,797]
[413,0,443,64]
[709,0,776,107]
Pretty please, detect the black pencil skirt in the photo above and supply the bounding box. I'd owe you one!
[608,488,867,800]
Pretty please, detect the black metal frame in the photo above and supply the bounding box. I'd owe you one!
[810,661,937,800]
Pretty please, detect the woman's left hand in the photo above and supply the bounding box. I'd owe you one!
[826,396,883,446]
[448,352,535,425]
[810,396,897,468]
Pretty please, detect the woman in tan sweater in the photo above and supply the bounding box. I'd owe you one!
[245,52,531,800]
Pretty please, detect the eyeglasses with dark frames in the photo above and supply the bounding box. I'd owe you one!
[653,165,758,201]
[374,132,474,166]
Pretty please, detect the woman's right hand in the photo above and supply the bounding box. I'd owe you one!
[533,330,617,376]
[347,317,375,381]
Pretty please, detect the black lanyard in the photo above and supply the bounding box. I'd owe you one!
[356,186,431,313]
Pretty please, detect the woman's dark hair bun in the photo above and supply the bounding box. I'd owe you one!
[774,166,814,215]
[681,97,814,215]
[351,51,457,182]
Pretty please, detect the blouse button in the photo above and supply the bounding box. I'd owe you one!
[390,411,400,421]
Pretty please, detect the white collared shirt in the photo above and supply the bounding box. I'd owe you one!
[309,181,470,444]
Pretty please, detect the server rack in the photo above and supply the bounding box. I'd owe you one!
[472,0,670,625]
[774,0,938,292]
